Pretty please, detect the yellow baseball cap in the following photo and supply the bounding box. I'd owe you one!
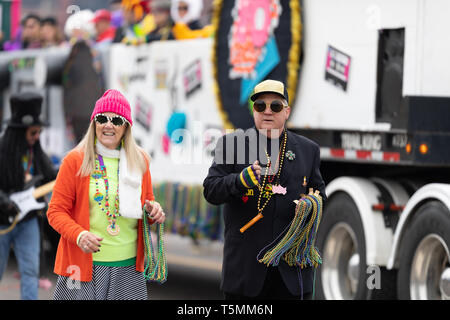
[250,79,289,104]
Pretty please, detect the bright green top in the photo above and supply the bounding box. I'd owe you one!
[89,156,138,263]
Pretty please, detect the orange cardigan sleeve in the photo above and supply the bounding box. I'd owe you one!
[143,167,155,202]
[47,151,87,245]
[141,156,156,226]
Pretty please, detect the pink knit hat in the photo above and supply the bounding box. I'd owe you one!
[90,89,133,126]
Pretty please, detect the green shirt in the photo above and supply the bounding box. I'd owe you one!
[89,156,138,263]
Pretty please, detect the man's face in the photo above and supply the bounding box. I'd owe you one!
[95,20,110,36]
[252,92,290,136]
[25,125,42,146]
[22,18,41,42]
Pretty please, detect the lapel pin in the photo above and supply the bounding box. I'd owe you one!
[286,150,295,160]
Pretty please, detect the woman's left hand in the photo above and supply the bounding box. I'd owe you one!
[144,200,166,224]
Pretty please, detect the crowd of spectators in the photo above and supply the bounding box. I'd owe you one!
[0,13,65,51]
[0,0,214,52]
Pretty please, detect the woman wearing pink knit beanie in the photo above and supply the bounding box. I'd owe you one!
[48,89,167,300]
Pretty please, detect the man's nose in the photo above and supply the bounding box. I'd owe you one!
[263,104,274,114]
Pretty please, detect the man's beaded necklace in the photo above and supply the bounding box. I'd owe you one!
[92,154,121,236]
[257,129,287,215]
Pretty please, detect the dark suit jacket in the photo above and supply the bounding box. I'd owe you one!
[203,128,326,297]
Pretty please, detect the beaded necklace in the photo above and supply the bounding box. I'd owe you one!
[266,145,281,184]
[240,129,287,233]
[92,154,121,236]
[258,129,287,210]
[23,147,34,182]
[143,208,167,283]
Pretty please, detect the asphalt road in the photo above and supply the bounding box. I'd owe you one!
[148,263,222,300]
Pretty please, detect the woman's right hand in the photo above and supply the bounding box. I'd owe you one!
[78,232,103,254]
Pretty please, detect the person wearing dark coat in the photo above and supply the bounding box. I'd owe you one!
[0,92,57,300]
[145,0,175,43]
[203,80,327,300]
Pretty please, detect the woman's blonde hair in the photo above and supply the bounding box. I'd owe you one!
[76,121,150,177]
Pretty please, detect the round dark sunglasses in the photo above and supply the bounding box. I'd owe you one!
[94,114,128,126]
[253,99,287,113]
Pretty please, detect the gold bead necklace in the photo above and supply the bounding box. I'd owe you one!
[257,129,288,214]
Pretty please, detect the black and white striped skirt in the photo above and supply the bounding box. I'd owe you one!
[52,264,148,300]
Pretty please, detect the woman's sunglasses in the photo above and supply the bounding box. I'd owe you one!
[94,114,128,126]
[253,99,287,113]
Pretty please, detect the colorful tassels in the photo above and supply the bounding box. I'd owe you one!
[257,189,323,269]
[143,208,167,284]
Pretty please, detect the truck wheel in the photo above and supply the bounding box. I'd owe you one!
[316,192,368,300]
[397,201,450,300]
[315,192,397,300]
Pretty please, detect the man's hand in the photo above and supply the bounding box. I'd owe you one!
[144,200,166,224]
[239,160,262,188]
[252,160,262,180]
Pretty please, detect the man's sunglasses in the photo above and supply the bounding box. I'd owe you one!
[94,114,128,126]
[253,99,287,113]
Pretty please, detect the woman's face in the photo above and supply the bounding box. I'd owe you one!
[177,1,189,19]
[94,112,127,149]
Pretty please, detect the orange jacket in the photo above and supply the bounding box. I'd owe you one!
[47,149,154,282]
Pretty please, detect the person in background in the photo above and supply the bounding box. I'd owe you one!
[64,9,96,45]
[113,0,152,45]
[92,9,116,44]
[2,28,23,51]
[171,0,203,30]
[21,14,42,49]
[145,0,174,43]
[170,0,214,40]
[0,92,57,300]
[110,0,124,28]
[90,9,116,79]
[40,17,64,48]
[48,89,165,300]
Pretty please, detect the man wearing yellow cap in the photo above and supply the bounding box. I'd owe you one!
[203,79,327,300]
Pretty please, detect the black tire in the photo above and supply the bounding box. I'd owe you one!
[316,192,397,300]
[316,192,368,300]
[397,201,450,300]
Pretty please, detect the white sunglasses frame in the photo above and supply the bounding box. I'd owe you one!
[94,113,129,126]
